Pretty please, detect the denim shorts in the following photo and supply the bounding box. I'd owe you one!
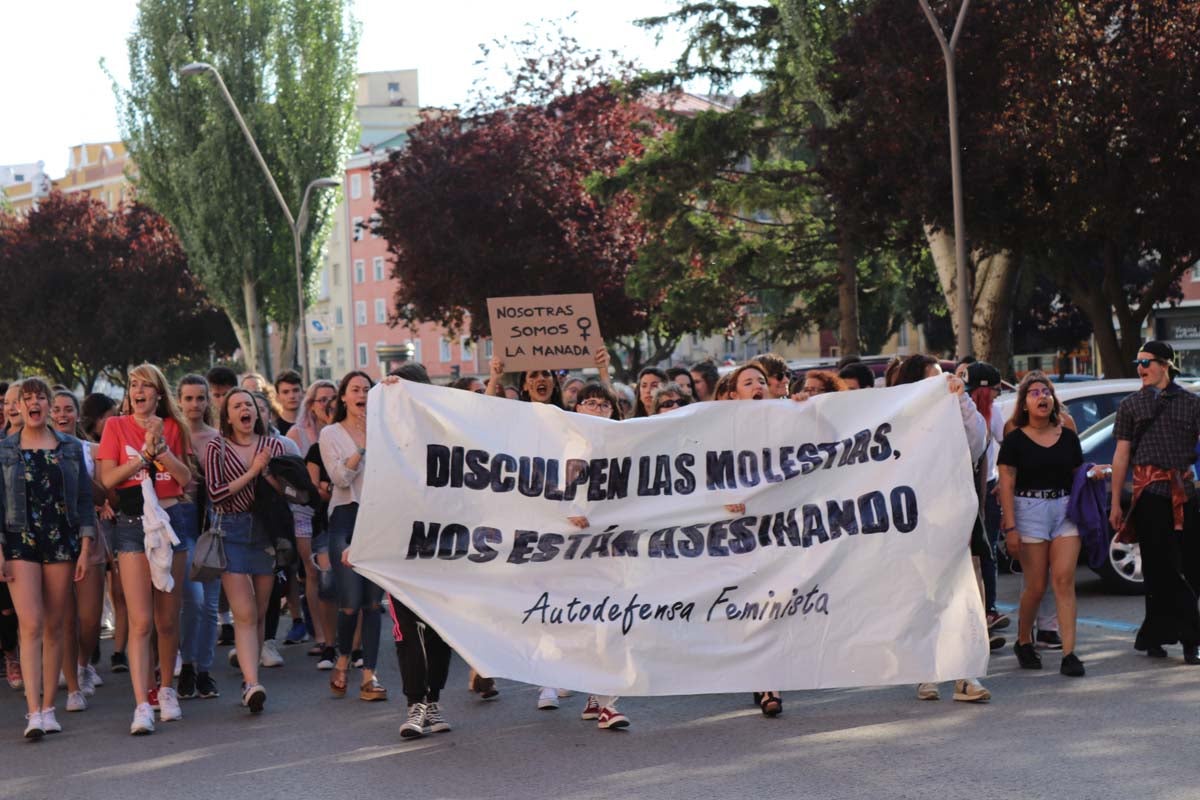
[293,505,314,538]
[1014,495,1079,543]
[218,512,275,576]
[112,505,190,555]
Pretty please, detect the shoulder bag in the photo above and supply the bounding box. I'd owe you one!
[189,439,228,581]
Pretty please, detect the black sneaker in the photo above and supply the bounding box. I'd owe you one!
[1060,652,1085,677]
[1145,644,1169,658]
[1184,645,1200,665]
[989,635,1006,651]
[111,651,129,673]
[218,623,235,646]
[177,664,197,699]
[1035,629,1063,650]
[351,649,364,669]
[1014,641,1043,669]
[196,671,220,698]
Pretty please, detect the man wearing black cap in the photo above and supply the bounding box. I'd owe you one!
[1110,341,1200,664]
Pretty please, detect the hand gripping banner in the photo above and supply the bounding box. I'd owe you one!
[350,377,990,696]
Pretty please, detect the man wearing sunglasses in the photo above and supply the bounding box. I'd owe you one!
[1110,341,1200,665]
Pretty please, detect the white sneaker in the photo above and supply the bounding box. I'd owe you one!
[953,678,991,703]
[174,651,183,678]
[87,664,104,687]
[537,686,560,710]
[66,691,88,712]
[916,682,940,701]
[260,639,284,668]
[24,710,44,740]
[77,665,96,697]
[57,671,67,689]
[556,688,574,698]
[40,707,62,733]
[130,703,155,735]
[158,687,183,721]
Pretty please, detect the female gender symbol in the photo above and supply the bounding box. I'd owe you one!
[576,317,593,341]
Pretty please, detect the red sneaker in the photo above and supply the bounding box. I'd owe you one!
[597,706,629,730]
[580,695,601,720]
[148,687,160,711]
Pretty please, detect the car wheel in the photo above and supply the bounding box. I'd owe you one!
[1093,532,1145,595]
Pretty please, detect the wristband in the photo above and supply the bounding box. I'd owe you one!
[1001,525,1017,534]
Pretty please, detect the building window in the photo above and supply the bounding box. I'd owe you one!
[1191,262,1200,282]
[368,175,375,199]
[318,349,329,366]
[369,213,381,238]
[387,81,400,93]
[358,344,368,367]
[485,339,494,358]
[334,306,344,327]
[353,260,365,284]
[374,298,387,323]
[349,173,362,200]
[355,301,367,326]
[897,324,909,347]
[336,347,346,368]
[461,337,472,361]
[332,263,341,286]
[407,339,422,363]
[373,257,385,282]
[439,339,452,363]
[352,216,363,241]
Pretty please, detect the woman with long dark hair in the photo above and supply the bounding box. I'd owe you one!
[97,364,192,734]
[319,371,388,703]
[49,390,108,711]
[633,368,666,418]
[206,388,285,712]
[690,361,720,402]
[1,378,97,738]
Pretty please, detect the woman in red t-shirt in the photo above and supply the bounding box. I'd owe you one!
[97,363,192,736]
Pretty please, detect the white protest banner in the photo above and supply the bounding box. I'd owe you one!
[486,293,601,372]
[350,377,989,696]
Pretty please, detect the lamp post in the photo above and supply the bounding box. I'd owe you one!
[180,61,340,384]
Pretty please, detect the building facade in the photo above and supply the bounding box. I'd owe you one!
[1,143,132,212]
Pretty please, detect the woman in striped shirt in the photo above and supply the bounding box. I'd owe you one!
[205,388,283,713]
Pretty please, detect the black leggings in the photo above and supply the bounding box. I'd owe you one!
[389,596,451,704]
[0,584,16,653]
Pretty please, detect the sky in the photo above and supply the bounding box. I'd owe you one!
[1,0,690,177]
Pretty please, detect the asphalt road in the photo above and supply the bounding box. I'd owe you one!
[2,568,1196,800]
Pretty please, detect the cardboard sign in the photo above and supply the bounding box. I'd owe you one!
[486,293,602,372]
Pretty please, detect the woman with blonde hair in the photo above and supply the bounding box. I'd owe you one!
[97,364,192,735]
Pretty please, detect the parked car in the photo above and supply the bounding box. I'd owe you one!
[1076,413,1142,594]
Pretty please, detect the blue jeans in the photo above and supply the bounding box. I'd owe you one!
[176,503,219,673]
[328,503,383,671]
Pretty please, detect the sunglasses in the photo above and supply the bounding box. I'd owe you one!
[1132,358,1164,368]
[658,400,681,410]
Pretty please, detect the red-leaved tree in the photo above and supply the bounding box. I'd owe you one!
[0,192,236,389]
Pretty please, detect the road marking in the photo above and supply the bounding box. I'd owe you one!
[994,602,1140,632]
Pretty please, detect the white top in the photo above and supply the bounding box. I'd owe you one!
[319,422,363,514]
[985,411,1005,482]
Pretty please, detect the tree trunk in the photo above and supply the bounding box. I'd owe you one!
[971,250,1018,371]
[239,273,266,374]
[275,319,296,378]
[837,237,860,358]
[925,223,963,344]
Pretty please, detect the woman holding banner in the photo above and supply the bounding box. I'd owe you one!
[319,372,388,704]
[568,381,630,729]
[891,354,992,703]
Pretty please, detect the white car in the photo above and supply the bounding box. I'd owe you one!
[994,378,1144,432]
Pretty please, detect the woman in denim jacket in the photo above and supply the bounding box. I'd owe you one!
[0,378,96,739]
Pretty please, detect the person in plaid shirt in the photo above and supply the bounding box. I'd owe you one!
[1110,341,1200,665]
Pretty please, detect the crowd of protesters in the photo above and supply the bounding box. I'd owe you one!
[1,340,1197,742]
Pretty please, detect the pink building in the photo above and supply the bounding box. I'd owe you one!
[344,155,489,381]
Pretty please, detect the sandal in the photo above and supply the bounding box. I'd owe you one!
[359,676,388,702]
[759,691,782,718]
[329,666,348,698]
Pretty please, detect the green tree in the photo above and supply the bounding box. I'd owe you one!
[111,0,359,376]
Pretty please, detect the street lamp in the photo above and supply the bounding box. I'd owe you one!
[180,61,340,384]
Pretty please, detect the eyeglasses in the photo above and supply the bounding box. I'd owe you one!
[473,388,486,394]
[578,400,612,412]
[1027,388,1054,399]
[1132,358,1164,368]
[657,400,681,410]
